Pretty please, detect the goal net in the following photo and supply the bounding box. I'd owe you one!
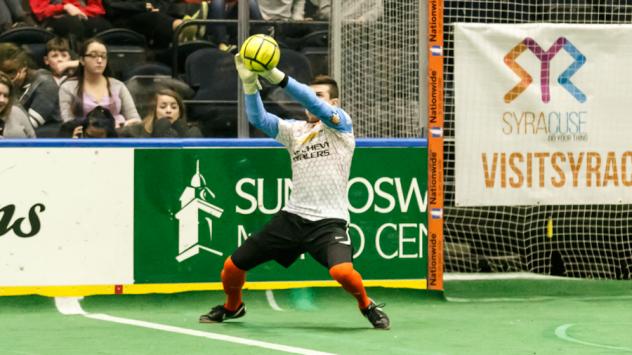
[332,0,425,138]
[443,0,632,279]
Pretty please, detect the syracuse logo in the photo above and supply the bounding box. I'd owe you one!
[504,37,586,104]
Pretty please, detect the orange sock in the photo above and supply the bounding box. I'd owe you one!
[329,262,372,309]
[221,257,246,311]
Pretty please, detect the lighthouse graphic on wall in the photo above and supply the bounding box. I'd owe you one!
[175,160,224,262]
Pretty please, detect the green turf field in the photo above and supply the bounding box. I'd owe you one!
[2,279,632,354]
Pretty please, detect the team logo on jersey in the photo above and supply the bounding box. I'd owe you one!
[175,160,225,262]
[331,113,341,125]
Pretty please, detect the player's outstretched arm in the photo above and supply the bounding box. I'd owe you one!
[260,68,327,115]
[260,68,351,132]
[234,54,280,138]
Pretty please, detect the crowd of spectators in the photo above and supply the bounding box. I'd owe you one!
[0,0,329,139]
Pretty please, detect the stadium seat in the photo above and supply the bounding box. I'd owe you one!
[172,40,216,78]
[121,62,172,82]
[183,47,238,137]
[297,30,328,49]
[0,27,55,68]
[95,28,147,79]
[277,48,313,84]
[298,30,329,76]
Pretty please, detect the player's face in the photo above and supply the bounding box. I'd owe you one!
[306,84,338,123]
[155,95,180,123]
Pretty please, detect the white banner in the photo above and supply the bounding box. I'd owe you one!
[455,23,632,206]
[0,149,134,286]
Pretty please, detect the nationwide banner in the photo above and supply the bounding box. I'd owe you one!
[454,24,632,206]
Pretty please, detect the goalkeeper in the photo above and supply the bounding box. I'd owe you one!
[199,54,390,330]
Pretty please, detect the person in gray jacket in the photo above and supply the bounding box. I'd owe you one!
[0,72,36,138]
[0,43,61,137]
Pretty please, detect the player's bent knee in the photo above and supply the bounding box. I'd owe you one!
[224,256,245,273]
[329,262,355,282]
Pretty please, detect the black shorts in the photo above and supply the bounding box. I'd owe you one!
[231,211,353,271]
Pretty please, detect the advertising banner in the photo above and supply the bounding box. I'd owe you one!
[133,147,428,284]
[0,149,134,286]
[455,24,632,206]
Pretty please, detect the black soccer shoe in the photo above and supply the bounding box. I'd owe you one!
[199,303,246,323]
[361,302,390,330]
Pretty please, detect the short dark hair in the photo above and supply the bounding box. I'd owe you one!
[85,106,117,137]
[46,37,71,54]
[310,75,339,99]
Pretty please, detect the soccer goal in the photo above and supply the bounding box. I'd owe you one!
[330,0,426,138]
[434,0,632,280]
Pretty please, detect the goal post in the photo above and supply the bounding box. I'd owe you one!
[427,0,445,290]
[331,0,440,289]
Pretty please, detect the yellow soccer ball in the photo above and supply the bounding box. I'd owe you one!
[239,34,281,72]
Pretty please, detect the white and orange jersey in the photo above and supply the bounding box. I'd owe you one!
[245,76,355,222]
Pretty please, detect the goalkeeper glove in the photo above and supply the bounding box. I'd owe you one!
[234,54,261,94]
[259,67,286,86]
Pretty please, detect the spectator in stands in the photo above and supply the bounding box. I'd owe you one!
[44,37,79,85]
[59,38,141,127]
[0,0,34,32]
[0,72,36,138]
[61,105,118,138]
[207,0,264,52]
[119,88,201,137]
[306,0,326,19]
[257,0,316,43]
[0,42,62,136]
[258,0,305,21]
[29,0,113,40]
[307,0,382,21]
[103,0,209,48]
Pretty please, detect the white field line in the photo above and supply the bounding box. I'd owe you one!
[265,290,284,311]
[446,294,632,303]
[555,324,632,352]
[54,297,86,315]
[55,297,334,355]
[444,272,570,281]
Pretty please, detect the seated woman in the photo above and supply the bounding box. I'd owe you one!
[0,72,36,138]
[59,38,141,128]
[119,88,201,138]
